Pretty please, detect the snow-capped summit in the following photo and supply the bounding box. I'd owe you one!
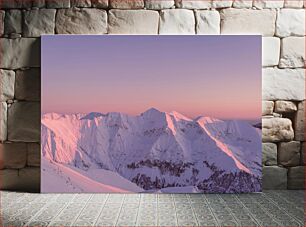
[80,112,105,120]
[196,116,220,124]
[143,107,162,114]
[41,109,262,193]
[169,111,191,121]
[141,107,165,119]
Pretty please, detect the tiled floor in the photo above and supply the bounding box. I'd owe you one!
[1,190,304,226]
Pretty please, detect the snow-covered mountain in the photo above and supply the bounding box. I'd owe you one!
[41,108,262,193]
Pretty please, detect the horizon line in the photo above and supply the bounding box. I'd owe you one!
[41,107,261,121]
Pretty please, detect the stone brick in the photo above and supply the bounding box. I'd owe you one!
[262,143,277,166]
[301,142,305,165]
[262,118,294,142]
[110,0,144,8]
[7,32,21,39]
[232,0,252,8]
[0,169,18,190]
[278,141,301,166]
[20,167,41,192]
[27,143,40,167]
[280,37,305,68]
[0,0,32,9]
[262,101,274,116]
[0,38,40,69]
[253,0,284,8]
[276,9,305,37]
[56,8,107,34]
[0,142,27,169]
[32,0,46,8]
[71,0,92,7]
[109,10,159,34]
[0,10,4,35]
[4,9,22,34]
[288,166,304,189]
[0,168,40,192]
[272,113,282,118]
[263,166,287,189]
[23,9,56,37]
[0,69,15,102]
[145,0,174,9]
[294,101,305,141]
[46,0,70,8]
[91,0,108,8]
[275,101,297,113]
[0,102,7,142]
[195,10,220,34]
[212,0,233,8]
[15,68,41,101]
[284,0,304,8]
[159,9,195,34]
[262,68,305,101]
[8,102,40,142]
[262,37,280,66]
[220,9,276,36]
[175,0,212,9]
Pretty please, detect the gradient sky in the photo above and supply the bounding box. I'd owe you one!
[42,35,261,120]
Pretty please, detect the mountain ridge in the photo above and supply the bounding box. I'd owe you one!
[42,108,262,193]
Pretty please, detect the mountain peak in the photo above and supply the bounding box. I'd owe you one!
[42,108,262,192]
[169,111,191,121]
[143,107,161,114]
[43,112,85,120]
[80,112,105,120]
[196,116,220,124]
[141,107,165,118]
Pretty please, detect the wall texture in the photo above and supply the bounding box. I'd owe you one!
[0,0,305,192]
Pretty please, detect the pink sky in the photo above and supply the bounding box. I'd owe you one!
[42,35,261,120]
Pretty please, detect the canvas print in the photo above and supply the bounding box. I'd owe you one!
[41,35,262,193]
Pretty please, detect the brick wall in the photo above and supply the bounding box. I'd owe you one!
[0,0,305,192]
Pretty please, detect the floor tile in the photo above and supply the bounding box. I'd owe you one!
[0,190,304,227]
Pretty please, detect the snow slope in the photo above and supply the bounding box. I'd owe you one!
[41,158,143,193]
[41,108,262,193]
